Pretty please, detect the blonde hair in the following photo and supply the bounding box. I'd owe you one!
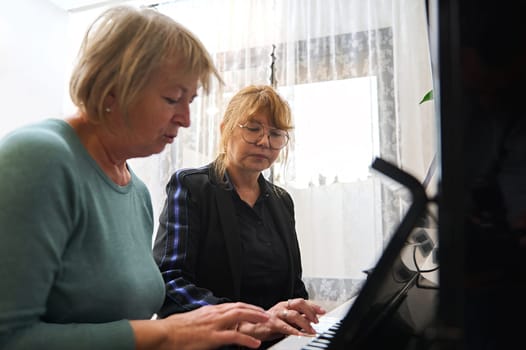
[69,6,221,123]
[213,85,293,181]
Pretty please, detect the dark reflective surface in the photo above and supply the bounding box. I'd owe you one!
[435,1,526,348]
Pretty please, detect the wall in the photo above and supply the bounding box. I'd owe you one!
[0,0,69,138]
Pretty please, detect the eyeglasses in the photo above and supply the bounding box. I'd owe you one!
[238,121,289,150]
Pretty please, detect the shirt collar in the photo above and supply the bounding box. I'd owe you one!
[224,171,271,197]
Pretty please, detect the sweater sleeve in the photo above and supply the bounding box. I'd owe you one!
[153,169,229,317]
[0,127,134,350]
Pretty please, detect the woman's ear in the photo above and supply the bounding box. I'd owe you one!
[220,121,225,134]
[103,93,116,112]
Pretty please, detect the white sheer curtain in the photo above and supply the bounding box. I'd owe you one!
[128,0,436,305]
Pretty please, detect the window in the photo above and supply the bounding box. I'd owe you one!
[279,77,379,188]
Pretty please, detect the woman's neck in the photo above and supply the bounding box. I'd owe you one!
[67,115,131,186]
[227,166,261,207]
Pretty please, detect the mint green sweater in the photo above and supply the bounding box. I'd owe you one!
[0,119,165,349]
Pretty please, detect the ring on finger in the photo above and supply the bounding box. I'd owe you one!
[287,299,292,308]
[281,309,288,318]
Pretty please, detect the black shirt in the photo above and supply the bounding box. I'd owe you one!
[231,181,290,310]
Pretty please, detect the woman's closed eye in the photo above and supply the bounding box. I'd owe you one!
[246,125,262,133]
[163,94,197,105]
[164,96,182,105]
[270,129,286,138]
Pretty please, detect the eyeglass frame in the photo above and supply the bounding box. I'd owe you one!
[237,121,290,150]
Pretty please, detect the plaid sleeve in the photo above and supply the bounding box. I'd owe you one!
[153,169,229,317]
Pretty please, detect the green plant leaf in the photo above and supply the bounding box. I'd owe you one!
[419,90,433,104]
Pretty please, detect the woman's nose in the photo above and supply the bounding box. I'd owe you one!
[256,133,271,148]
[174,102,191,128]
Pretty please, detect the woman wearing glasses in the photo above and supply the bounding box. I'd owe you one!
[154,85,325,346]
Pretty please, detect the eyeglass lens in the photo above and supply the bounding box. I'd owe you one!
[240,121,288,149]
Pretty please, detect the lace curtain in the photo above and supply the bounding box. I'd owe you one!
[123,0,436,306]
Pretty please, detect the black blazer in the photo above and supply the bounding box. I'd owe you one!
[154,162,308,317]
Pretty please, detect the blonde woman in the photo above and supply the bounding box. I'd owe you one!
[0,7,268,350]
[154,85,325,347]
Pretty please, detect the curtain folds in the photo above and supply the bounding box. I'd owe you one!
[128,0,436,304]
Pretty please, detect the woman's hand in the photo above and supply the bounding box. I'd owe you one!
[237,298,327,341]
[132,302,269,350]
